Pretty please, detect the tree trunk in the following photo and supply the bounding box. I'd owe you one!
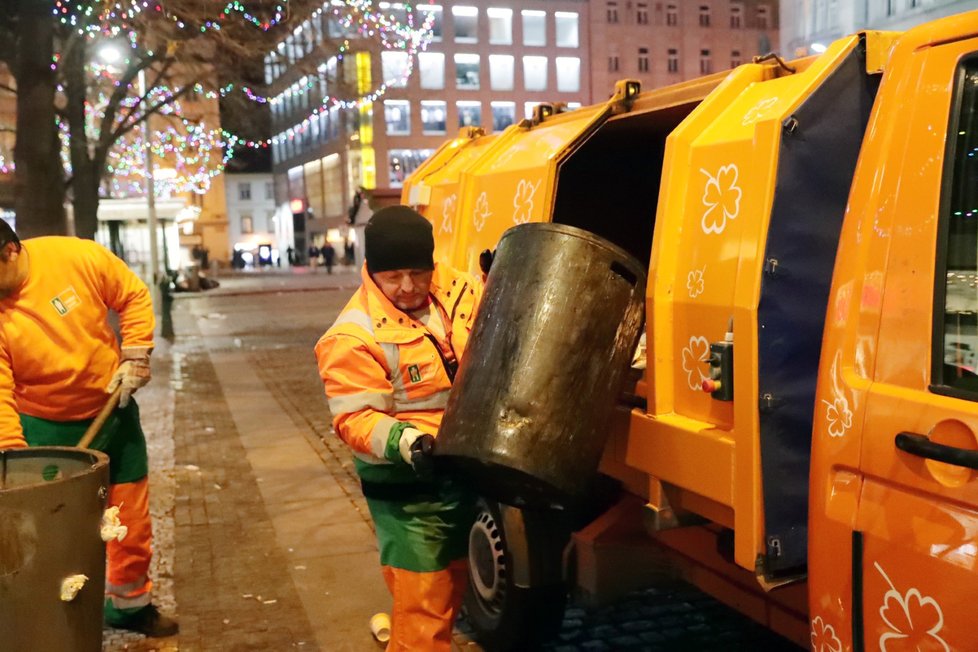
[12,0,66,237]
[62,37,100,240]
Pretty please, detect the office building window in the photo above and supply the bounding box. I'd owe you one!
[609,55,620,72]
[666,3,678,25]
[757,5,769,29]
[421,100,447,134]
[241,214,253,234]
[522,10,546,46]
[637,3,649,24]
[730,3,742,28]
[555,12,579,47]
[389,148,435,187]
[556,57,580,92]
[491,101,516,131]
[384,100,411,135]
[419,52,445,89]
[239,183,252,201]
[607,1,619,23]
[488,7,512,45]
[731,49,741,67]
[418,4,442,40]
[638,48,649,73]
[265,181,274,200]
[489,54,515,91]
[453,6,478,42]
[700,49,712,74]
[382,51,409,87]
[455,54,481,90]
[668,48,679,73]
[699,5,711,26]
[457,101,482,128]
[523,56,548,91]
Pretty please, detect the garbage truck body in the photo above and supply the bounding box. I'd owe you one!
[403,9,978,650]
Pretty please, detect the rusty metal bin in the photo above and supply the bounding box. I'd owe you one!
[436,223,646,509]
[0,447,109,652]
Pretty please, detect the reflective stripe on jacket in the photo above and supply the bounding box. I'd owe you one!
[314,263,482,474]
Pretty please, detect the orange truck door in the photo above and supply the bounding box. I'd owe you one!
[854,32,978,652]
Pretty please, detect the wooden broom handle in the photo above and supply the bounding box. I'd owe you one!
[77,387,123,449]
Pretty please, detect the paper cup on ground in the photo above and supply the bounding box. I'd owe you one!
[370,612,391,643]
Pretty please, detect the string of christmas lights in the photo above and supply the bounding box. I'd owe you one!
[54,0,290,37]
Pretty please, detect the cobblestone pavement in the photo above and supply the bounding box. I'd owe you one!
[100,268,802,651]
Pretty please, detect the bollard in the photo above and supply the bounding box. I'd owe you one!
[159,275,174,340]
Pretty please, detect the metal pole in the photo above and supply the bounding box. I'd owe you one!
[139,69,161,313]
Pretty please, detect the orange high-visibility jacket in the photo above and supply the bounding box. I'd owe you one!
[0,237,154,448]
[315,263,482,466]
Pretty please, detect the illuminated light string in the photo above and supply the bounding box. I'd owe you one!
[56,95,234,198]
[219,52,417,150]
[54,0,289,36]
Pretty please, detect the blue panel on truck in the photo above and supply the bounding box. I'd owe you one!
[757,37,880,577]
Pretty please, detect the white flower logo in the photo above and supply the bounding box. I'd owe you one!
[822,351,853,439]
[440,194,457,234]
[876,562,949,652]
[810,616,842,652]
[512,179,541,225]
[473,192,492,232]
[700,165,742,235]
[687,267,705,299]
[742,97,779,126]
[823,397,852,438]
[681,336,711,390]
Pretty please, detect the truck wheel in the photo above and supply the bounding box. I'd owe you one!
[463,499,568,651]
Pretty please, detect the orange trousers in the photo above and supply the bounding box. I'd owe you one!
[105,478,154,610]
[381,559,468,652]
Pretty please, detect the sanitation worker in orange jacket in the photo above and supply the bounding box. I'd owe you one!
[315,206,483,651]
[0,221,177,638]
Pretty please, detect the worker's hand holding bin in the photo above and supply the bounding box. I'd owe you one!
[398,426,435,474]
[106,347,152,407]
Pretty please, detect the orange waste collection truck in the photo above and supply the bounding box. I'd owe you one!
[403,10,978,651]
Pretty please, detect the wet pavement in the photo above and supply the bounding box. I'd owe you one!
[100,267,802,651]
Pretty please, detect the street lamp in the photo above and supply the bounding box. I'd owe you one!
[97,43,162,310]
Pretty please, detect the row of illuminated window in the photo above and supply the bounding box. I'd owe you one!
[608,48,744,76]
[415,53,581,92]
[263,4,579,84]
[382,100,582,136]
[270,53,582,129]
[606,1,771,29]
[272,108,344,164]
[422,6,580,48]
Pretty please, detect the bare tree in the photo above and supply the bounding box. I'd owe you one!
[0,0,66,237]
[2,1,424,239]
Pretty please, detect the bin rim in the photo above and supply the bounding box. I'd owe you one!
[498,222,647,277]
[1,446,110,493]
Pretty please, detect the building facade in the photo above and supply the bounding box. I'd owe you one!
[267,1,591,255]
[780,0,978,57]
[224,173,281,267]
[590,0,779,95]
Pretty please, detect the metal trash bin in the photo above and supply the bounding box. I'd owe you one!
[0,447,109,652]
[436,223,646,509]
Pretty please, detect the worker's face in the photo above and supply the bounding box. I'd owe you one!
[0,242,27,297]
[371,269,433,311]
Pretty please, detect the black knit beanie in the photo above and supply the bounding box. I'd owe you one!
[365,205,435,273]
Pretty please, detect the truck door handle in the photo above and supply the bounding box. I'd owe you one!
[895,432,978,470]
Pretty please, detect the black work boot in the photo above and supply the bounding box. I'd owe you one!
[106,604,179,637]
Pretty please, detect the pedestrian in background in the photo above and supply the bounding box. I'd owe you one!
[322,242,335,274]
[315,206,483,651]
[0,222,177,637]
